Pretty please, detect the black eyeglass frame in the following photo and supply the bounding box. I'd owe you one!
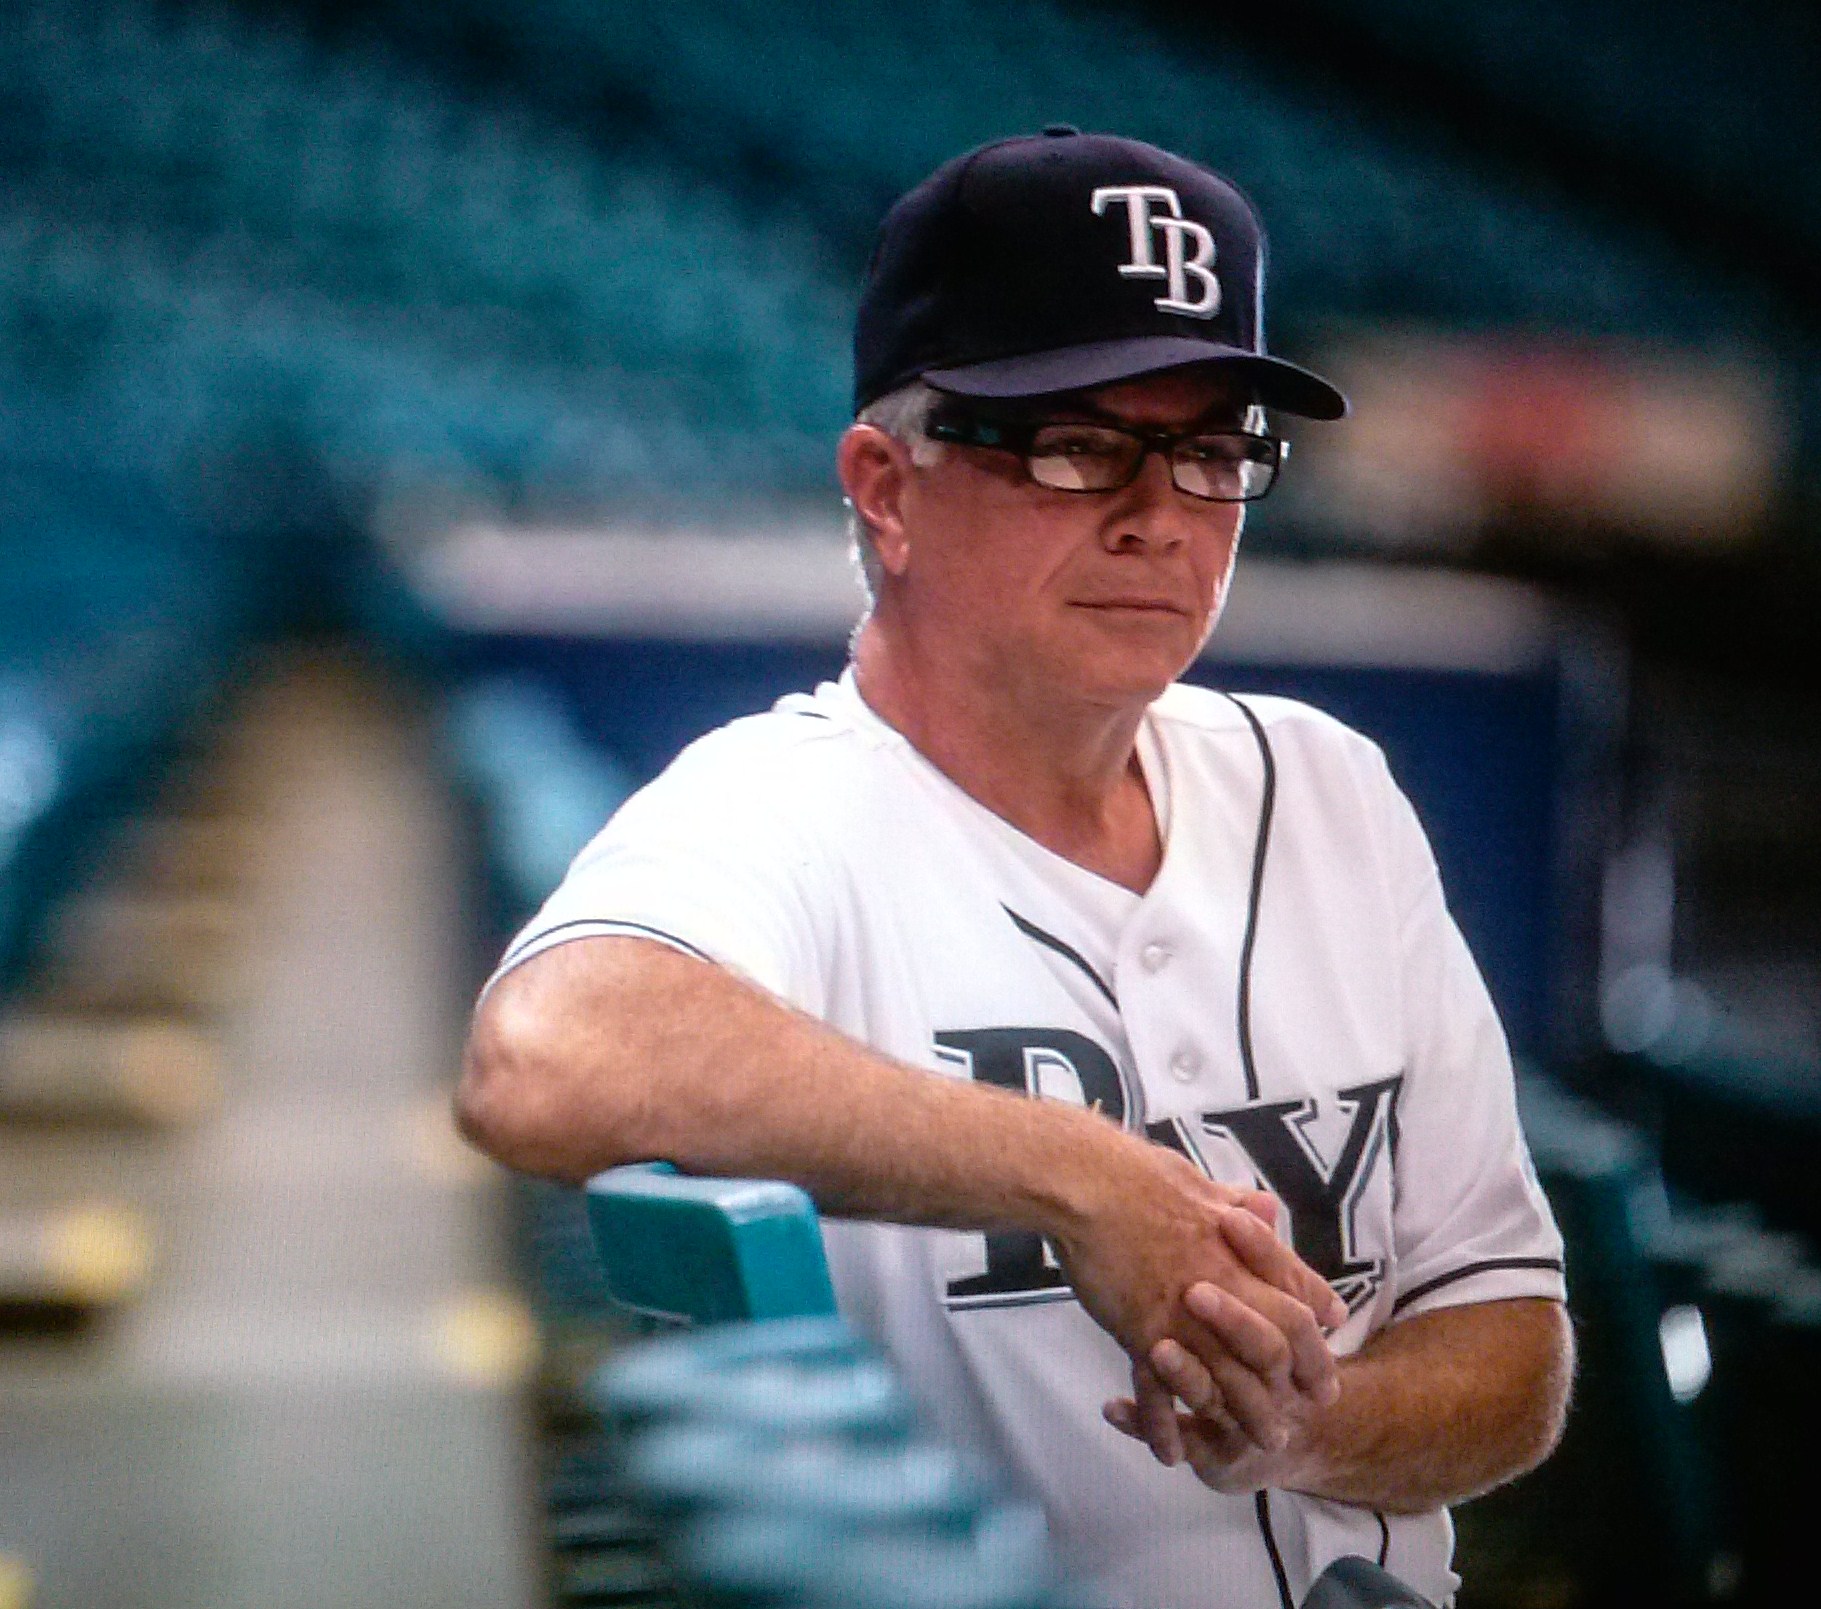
[923,408,1288,503]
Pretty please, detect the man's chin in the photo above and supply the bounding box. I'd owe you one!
[1062,616,1205,693]
[1045,654,1198,712]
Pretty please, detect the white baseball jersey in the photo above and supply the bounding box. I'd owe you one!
[495,670,1565,1609]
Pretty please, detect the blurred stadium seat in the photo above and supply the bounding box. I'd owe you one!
[6,0,1819,547]
[1258,0,1821,270]
[0,462,246,988]
[546,1176,1069,1607]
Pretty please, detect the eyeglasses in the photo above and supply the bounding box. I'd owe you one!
[924,411,1286,503]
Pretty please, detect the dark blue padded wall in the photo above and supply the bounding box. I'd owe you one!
[1189,661,1562,1056]
[457,632,1575,1058]
[458,636,852,785]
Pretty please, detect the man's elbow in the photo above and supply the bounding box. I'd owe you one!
[452,1017,541,1175]
[1502,1299,1576,1485]
[453,977,642,1184]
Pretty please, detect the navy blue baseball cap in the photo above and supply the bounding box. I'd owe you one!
[853,127,1347,420]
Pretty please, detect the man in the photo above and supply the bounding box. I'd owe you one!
[457,129,1572,1608]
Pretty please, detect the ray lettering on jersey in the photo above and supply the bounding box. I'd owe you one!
[1143,1115,1213,1173]
[1200,1076,1403,1312]
[934,1028,1126,1304]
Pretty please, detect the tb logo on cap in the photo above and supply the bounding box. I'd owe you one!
[1090,185,1221,318]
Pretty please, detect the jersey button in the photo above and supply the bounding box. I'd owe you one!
[1169,1047,1202,1082]
[1140,942,1172,973]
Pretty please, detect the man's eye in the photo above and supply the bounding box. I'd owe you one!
[1033,428,1126,458]
[1179,436,1254,465]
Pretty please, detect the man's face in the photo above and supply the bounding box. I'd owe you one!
[888,367,1252,710]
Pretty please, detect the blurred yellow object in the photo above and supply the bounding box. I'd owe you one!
[430,1290,540,1390]
[0,1553,34,1609]
[0,1015,220,1126]
[44,1206,156,1307]
[0,1203,154,1316]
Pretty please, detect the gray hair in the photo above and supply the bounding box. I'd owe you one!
[847,379,945,606]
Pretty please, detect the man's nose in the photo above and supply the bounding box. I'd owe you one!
[1105,447,1192,548]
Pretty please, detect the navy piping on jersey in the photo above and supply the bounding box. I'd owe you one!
[1228,693,1290,1608]
[1391,1256,1566,1317]
[1002,905,1118,1007]
[1255,1491,1295,1609]
[945,1284,1078,1313]
[497,917,715,974]
[1224,694,1276,1104]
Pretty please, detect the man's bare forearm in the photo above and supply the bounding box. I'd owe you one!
[460,935,1137,1232]
[455,934,1347,1386]
[1297,1298,1571,1511]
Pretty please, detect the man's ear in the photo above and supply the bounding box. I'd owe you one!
[837,425,914,577]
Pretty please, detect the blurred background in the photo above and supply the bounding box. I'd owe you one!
[2,0,1819,1604]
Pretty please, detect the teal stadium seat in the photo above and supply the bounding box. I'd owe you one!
[0,463,248,991]
[584,1163,840,1326]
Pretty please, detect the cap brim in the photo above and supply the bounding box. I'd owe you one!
[923,336,1348,420]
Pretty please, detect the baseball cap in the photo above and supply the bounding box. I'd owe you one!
[853,127,1347,420]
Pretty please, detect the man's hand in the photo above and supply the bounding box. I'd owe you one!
[1104,1274,1327,1486]
[1102,1293,1574,1513]
[1107,1357,1314,1493]
[1052,1156,1345,1453]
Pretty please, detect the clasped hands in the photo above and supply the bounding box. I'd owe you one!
[1099,1188,1347,1493]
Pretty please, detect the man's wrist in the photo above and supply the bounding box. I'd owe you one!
[1276,1396,1341,1498]
[1011,1097,1141,1244]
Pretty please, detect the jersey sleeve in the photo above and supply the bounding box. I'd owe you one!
[484,728,835,1016]
[1371,757,1568,1322]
